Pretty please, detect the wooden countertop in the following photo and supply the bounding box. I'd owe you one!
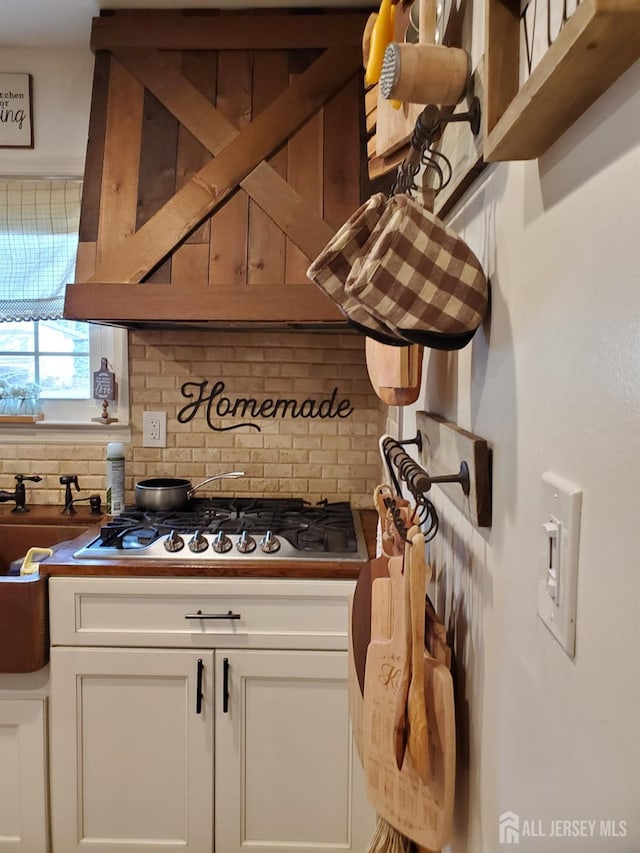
[28,508,378,582]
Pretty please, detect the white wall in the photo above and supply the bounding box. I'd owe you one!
[0,48,93,175]
[399,60,640,852]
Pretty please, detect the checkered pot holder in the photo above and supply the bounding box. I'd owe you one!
[306,194,410,346]
[307,192,488,351]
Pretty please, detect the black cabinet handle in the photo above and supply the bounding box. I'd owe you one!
[222,657,230,714]
[196,658,204,714]
[185,610,241,620]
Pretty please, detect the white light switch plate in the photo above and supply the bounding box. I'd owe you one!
[537,472,582,656]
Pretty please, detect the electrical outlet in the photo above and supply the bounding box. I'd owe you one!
[143,411,167,448]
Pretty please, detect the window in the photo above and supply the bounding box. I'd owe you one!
[0,178,128,435]
[0,319,127,425]
[0,319,90,398]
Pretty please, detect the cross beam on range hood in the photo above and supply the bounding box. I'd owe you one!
[65,10,372,329]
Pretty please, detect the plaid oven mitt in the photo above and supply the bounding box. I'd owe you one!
[306,194,411,347]
[346,193,488,350]
[308,192,488,351]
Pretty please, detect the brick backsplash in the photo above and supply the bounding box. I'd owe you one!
[2,330,387,510]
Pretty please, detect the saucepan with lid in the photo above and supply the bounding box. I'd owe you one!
[135,471,245,511]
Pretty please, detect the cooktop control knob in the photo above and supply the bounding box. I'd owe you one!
[164,530,185,553]
[236,530,256,553]
[188,530,209,553]
[259,530,281,554]
[212,531,233,553]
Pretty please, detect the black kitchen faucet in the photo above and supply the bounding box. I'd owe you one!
[0,474,42,513]
[59,475,102,516]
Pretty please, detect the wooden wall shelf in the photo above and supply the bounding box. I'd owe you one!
[484,0,640,162]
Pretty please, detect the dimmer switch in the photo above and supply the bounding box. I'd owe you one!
[537,473,582,656]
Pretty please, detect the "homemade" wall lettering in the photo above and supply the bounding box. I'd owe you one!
[177,380,354,432]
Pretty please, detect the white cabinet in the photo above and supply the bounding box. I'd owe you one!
[48,578,374,853]
[215,649,371,853]
[0,697,49,852]
[49,648,214,853]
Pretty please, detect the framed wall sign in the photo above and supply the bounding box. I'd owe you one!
[0,73,33,148]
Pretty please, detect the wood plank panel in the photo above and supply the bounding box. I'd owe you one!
[241,161,335,261]
[112,45,334,266]
[78,51,110,244]
[416,411,492,527]
[285,111,323,282]
[177,49,218,246]
[137,54,180,283]
[171,243,211,284]
[247,50,289,285]
[209,50,252,287]
[65,283,344,323]
[112,48,237,157]
[89,45,361,284]
[322,74,361,231]
[91,13,369,51]
[96,58,143,267]
[286,51,324,284]
[74,242,97,283]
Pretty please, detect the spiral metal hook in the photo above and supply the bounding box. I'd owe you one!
[390,97,481,199]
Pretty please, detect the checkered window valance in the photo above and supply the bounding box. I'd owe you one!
[0,179,81,322]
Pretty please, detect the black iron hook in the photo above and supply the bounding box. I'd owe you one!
[391,97,482,198]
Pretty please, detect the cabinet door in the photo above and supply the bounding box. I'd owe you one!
[0,698,48,852]
[50,648,214,853]
[215,649,374,853]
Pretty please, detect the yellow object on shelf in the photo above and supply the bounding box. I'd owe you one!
[364,0,396,86]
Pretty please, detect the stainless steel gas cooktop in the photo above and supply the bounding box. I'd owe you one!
[73,498,368,562]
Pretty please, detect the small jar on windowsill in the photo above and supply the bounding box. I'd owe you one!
[0,382,43,422]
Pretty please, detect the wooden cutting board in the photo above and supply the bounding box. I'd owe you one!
[362,550,455,850]
[365,338,423,406]
[352,553,391,696]
[349,552,390,762]
[348,594,365,762]
[350,487,426,765]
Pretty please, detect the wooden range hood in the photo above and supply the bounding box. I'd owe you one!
[64,9,371,329]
